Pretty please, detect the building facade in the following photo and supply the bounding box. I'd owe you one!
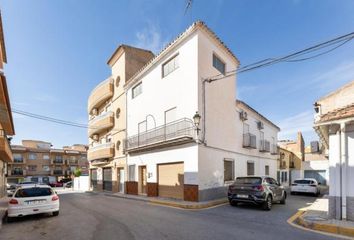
[87,45,154,192]
[277,147,302,187]
[0,10,15,198]
[314,80,354,221]
[124,21,280,201]
[8,140,88,184]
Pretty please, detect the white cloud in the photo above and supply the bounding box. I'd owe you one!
[135,23,167,54]
[277,110,315,140]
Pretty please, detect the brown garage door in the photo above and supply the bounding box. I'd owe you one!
[158,162,184,200]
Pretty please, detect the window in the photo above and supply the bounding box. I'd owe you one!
[116,108,121,119]
[265,165,269,176]
[132,82,142,98]
[42,165,50,172]
[13,154,23,162]
[128,165,135,181]
[15,187,53,198]
[43,154,50,160]
[28,165,37,171]
[165,107,177,124]
[28,153,37,160]
[162,54,179,77]
[55,155,63,161]
[247,162,255,176]
[224,159,234,182]
[281,172,288,183]
[243,123,249,134]
[213,54,225,75]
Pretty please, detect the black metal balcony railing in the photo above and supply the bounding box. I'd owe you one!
[14,158,24,163]
[125,118,194,151]
[259,140,270,152]
[11,170,23,176]
[53,159,63,164]
[243,133,257,149]
[53,170,63,175]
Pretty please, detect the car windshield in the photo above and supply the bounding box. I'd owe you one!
[294,180,312,185]
[15,187,53,198]
[235,177,262,184]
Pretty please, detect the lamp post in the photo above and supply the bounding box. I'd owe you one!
[193,111,201,139]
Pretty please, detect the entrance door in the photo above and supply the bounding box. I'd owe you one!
[139,166,147,194]
[158,162,184,200]
[118,168,124,193]
[91,169,98,191]
[103,168,112,191]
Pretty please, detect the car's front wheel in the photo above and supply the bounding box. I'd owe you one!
[53,211,59,216]
[229,200,238,207]
[262,196,272,211]
[280,192,286,204]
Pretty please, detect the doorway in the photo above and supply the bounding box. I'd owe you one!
[118,168,125,193]
[138,166,147,195]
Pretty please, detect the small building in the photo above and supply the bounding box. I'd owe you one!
[277,147,302,187]
[8,140,88,184]
[314,80,354,221]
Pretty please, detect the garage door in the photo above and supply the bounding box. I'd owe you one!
[304,170,327,185]
[91,169,98,191]
[103,168,112,191]
[158,162,184,200]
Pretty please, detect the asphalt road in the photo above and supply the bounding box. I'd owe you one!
[0,192,340,240]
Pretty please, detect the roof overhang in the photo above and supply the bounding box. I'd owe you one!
[0,74,14,135]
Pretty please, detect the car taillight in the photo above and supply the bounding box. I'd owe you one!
[52,195,59,201]
[9,199,18,204]
[253,185,264,191]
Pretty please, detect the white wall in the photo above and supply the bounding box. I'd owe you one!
[74,176,90,191]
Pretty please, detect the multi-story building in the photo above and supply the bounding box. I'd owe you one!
[87,45,154,192]
[314,79,354,221]
[123,21,280,201]
[277,147,302,187]
[7,140,88,184]
[0,10,15,198]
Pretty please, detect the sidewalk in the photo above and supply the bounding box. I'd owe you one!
[96,192,228,209]
[289,197,354,239]
[0,197,8,229]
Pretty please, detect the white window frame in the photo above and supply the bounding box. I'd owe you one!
[162,53,179,78]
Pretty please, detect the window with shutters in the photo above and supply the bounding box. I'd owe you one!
[224,159,234,182]
[247,162,255,176]
[128,165,136,181]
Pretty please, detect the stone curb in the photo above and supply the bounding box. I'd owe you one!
[149,198,228,210]
[289,210,354,239]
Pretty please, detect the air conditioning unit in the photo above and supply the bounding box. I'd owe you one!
[239,111,248,121]
[257,121,264,130]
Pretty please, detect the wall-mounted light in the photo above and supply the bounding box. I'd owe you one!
[193,111,201,136]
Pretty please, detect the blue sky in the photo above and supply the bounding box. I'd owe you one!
[1,0,354,148]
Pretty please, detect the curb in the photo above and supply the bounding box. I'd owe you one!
[288,210,354,239]
[149,198,228,210]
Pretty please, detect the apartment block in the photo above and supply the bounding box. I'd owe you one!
[314,80,354,221]
[8,140,88,184]
[87,45,154,192]
[0,10,15,198]
[123,21,280,201]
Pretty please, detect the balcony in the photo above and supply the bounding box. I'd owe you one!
[243,133,257,149]
[0,129,13,162]
[271,144,278,155]
[125,118,194,153]
[88,78,114,113]
[279,161,287,169]
[88,111,114,137]
[52,159,64,165]
[259,140,270,152]
[13,158,25,164]
[88,143,115,162]
[10,170,24,176]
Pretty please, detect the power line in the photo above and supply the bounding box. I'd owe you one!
[207,31,354,82]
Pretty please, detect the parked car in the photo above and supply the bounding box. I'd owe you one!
[59,178,72,184]
[49,182,64,188]
[290,178,320,196]
[64,181,72,188]
[6,183,16,197]
[6,184,60,221]
[228,176,286,211]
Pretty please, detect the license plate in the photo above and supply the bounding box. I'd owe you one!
[237,194,248,198]
[26,200,46,205]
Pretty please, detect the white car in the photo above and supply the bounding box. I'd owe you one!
[290,178,320,196]
[7,184,60,220]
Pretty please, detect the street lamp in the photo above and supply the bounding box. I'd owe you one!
[193,111,201,136]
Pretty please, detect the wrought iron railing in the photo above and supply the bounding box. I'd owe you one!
[53,170,63,175]
[125,118,194,150]
[243,133,257,148]
[259,140,270,152]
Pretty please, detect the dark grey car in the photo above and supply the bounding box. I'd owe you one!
[227,176,286,210]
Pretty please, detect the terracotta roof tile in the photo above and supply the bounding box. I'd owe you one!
[318,103,354,123]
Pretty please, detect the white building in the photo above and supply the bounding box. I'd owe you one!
[314,80,354,221]
[124,21,280,201]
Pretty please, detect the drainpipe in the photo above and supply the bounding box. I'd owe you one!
[340,122,347,220]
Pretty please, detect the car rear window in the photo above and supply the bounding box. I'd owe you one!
[235,177,262,184]
[294,180,312,185]
[15,187,53,198]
